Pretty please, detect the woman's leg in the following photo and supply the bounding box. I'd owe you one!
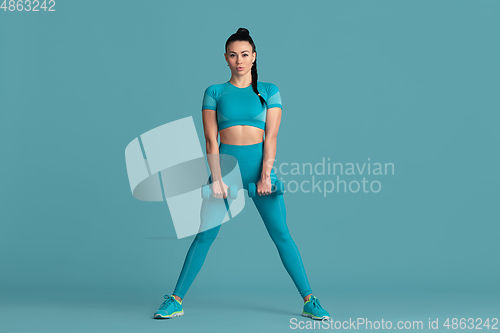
[172,223,221,300]
[251,170,313,299]
[172,180,231,299]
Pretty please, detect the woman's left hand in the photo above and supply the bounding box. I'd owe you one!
[256,177,272,196]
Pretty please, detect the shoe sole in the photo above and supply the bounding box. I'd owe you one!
[302,312,330,320]
[154,310,184,319]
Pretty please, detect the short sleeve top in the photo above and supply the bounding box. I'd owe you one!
[201,80,282,131]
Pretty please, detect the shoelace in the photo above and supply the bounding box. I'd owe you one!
[160,295,177,309]
[310,297,323,310]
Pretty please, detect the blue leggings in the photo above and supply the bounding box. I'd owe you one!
[172,141,313,299]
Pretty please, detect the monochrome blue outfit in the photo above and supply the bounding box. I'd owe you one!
[171,80,313,299]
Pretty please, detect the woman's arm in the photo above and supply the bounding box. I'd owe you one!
[259,106,282,195]
[202,109,228,198]
[202,109,222,180]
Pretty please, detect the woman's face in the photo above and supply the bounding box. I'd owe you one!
[225,41,256,77]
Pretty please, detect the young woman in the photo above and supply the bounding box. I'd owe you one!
[154,28,330,321]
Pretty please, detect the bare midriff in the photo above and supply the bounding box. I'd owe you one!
[219,125,264,145]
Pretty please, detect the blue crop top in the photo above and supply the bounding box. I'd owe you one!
[201,80,282,131]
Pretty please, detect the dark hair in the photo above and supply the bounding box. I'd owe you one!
[225,28,266,107]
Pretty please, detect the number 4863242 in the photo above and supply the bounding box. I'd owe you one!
[1,0,56,11]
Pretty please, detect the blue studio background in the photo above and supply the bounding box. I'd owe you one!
[1,1,499,332]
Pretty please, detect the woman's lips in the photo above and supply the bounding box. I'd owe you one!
[237,67,244,70]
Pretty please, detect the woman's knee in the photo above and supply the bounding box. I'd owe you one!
[270,227,293,245]
[195,224,220,243]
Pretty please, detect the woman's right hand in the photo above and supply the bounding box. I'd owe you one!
[211,179,229,199]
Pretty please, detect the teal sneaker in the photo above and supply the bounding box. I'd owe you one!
[302,295,330,320]
[153,295,184,319]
